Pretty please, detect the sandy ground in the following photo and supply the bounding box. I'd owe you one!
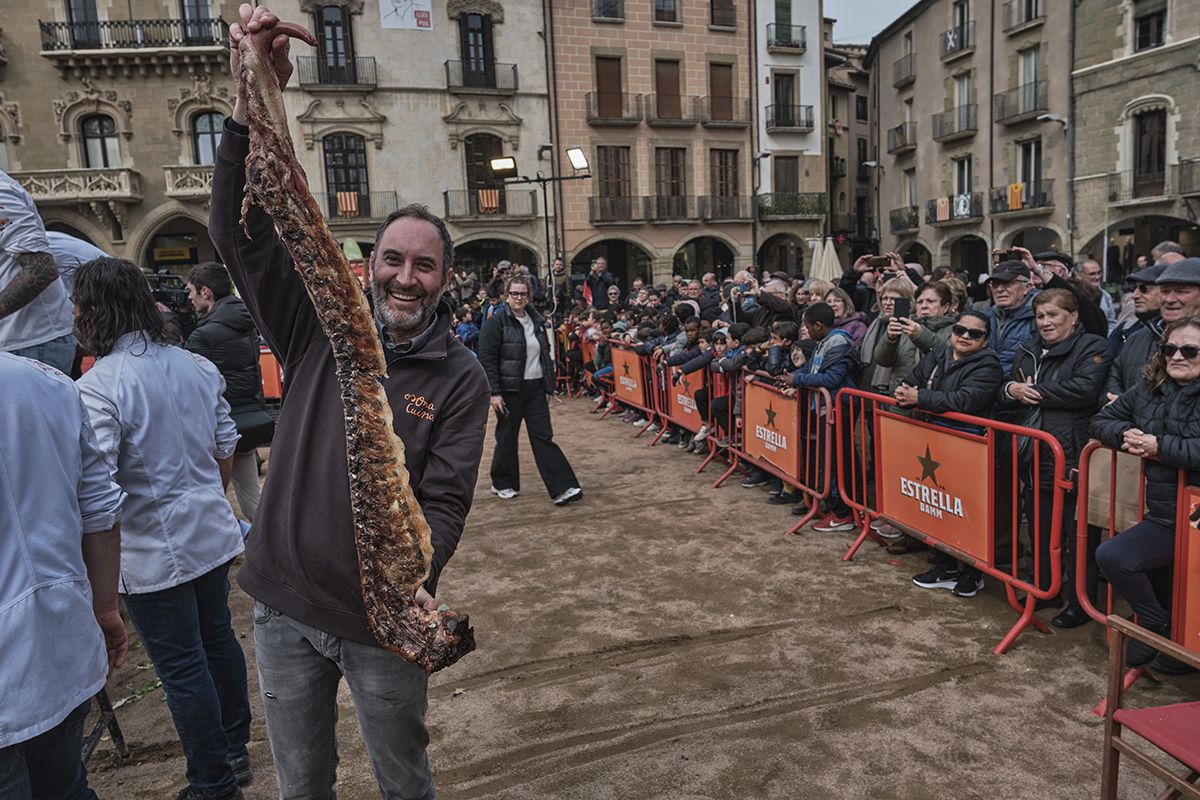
[86,396,1199,799]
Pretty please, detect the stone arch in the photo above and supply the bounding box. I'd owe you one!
[569,230,659,262]
[674,228,743,258]
[446,0,504,22]
[997,221,1067,251]
[454,229,545,265]
[1116,94,1180,176]
[937,230,992,266]
[125,205,211,271]
[39,210,111,254]
[54,81,133,168]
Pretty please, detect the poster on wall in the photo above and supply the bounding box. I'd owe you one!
[380,0,432,29]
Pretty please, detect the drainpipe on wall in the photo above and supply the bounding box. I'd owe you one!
[987,0,996,255]
[750,0,760,271]
[1067,0,1077,257]
[544,0,566,265]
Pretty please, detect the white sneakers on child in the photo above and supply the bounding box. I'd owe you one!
[490,485,519,500]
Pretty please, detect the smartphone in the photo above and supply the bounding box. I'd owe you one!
[993,249,1018,263]
[868,255,892,268]
[892,298,912,319]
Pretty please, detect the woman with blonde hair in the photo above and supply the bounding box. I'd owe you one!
[824,286,868,345]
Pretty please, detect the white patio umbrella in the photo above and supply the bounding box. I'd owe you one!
[818,236,843,282]
[807,238,825,279]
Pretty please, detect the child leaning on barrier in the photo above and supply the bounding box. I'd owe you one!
[894,309,1003,598]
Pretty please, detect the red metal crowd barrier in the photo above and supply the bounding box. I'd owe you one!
[609,342,661,436]
[1075,441,1200,711]
[835,388,1071,655]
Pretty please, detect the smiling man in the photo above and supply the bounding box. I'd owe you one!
[208,7,489,798]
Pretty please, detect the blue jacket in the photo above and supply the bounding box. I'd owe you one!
[791,330,858,391]
[988,293,1037,374]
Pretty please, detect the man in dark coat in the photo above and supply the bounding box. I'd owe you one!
[1109,262,1163,357]
[585,257,617,309]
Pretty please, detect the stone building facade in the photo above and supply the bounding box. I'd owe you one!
[865,0,1070,281]
[824,36,874,266]
[1071,0,1199,275]
[1,0,554,280]
[547,0,754,288]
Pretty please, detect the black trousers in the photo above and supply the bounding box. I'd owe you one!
[491,379,579,497]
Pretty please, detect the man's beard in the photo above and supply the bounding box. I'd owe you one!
[371,279,441,339]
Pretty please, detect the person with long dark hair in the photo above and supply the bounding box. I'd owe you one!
[478,274,582,505]
[74,257,252,800]
[1092,317,1200,668]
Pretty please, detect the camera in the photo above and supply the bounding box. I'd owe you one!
[145,272,191,314]
[993,249,1019,263]
[867,255,892,268]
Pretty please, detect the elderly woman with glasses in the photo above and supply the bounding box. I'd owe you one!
[1092,316,1200,668]
[998,288,1112,621]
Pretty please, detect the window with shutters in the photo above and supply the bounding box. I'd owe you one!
[1134,2,1165,51]
[904,168,917,207]
[953,156,973,195]
[459,13,496,88]
[82,114,119,168]
[709,63,733,121]
[710,0,736,27]
[772,72,797,127]
[710,149,739,218]
[855,94,868,122]
[654,60,682,120]
[1133,109,1166,197]
[323,132,369,217]
[654,0,678,23]
[773,156,799,194]
[595,56,624,118]
[596,145,632,221]
[180,0,212,43]
[316,6,356,84]
[655,147,687,219]
[463,133,506,214]
[68,0,101,48]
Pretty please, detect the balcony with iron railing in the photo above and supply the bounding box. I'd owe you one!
[857,162,871,181]
[39,18,225,51]
[1004,0,1045,33]
[296,56,378,89]
[163,165,213,201]
[700,195,753,221]
[993,80,1048,124]
[1106,169,1179,204]
[586,92,642,125]
[645,94,699,127]
[317,191,399,222]
[649,195,701,223]
[710,1,737,28]
[989,179,1054,215]
[932,104,977,142]
[886,122,917,155]
[1178,160,1200,197]
[593,0,624,21]
[766,23,806,52]
[444,59,517,94]
[893,52,915,87]
[443,189,536,221]
[589,195,647,224]
[889,205,920,233]
[757,192,827,220]
[829,156,847,178]
[940,21,975,61]
[699,96,751,127]
[765,104,814,133]
[925,192,984,225]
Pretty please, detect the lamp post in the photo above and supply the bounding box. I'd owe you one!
[862,160,884,256]
[489,148,591,321]
[750,151,771,273]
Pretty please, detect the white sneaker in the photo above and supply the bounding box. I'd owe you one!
[593,395,606,407]
[632,418,648,428]
[490,485,519,500]
[693,425,710,444]
[647,423,661,433]
[553,486,583,506]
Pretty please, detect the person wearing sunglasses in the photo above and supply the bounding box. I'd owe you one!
[895,309,1004,596]
[478,275,582,506]
[1092,317,1200,670]
[998,288,1112,624]
[1109,262,1164,357]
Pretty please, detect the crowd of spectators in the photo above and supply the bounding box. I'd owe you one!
[546,240,1198,674]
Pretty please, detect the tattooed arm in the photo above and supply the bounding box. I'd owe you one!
[0,251,59,320]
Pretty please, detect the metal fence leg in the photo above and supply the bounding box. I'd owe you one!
[82,688,128,764]
[786,496,820,535]
[841,518,873,561]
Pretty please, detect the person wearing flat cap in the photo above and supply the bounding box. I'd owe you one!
[1011,248,1108,337]
[984,260,1038,374]
[1109,261,1164,357]
[1106,258,1200,402]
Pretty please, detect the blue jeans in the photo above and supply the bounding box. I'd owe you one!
[252,602,436,800]
[0,701,96,800]
[11,333,76,376]
[122,562,250,800]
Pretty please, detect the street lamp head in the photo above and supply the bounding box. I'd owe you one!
[863,160,878,168]
[566,147,589,172]
[489,156,518,179]
[1036,113,1069,131]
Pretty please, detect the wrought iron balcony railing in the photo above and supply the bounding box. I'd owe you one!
[887,122,917,154]
[699,195,752,221]
[296,56,378,88]
[893,52,915,87]
[765,104,814,133]
[940,21,975,60]
[757,192,827,220]
[586,92,642,125]
[993,81,1048,123]
[829,157,847,178]
[766,23,806,51]
[889,205,919,232]
[925,192,983,225]
[989,179,1054,214]
[699,96,751,127]
[589,195,647,224]
[39,18,225,50]
[1106,169,1179,202]
[443,59,517,93]
[1003,0,1045,32]
[932,104,977,142]
[645,94,699,126]
[444,188,536,220]
[317,191,399,221]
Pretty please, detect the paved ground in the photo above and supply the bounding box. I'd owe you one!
[88,396,1198,799]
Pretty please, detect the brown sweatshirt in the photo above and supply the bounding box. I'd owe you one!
[209,121,490,645]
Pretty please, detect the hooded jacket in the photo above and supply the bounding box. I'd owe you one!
[477,304,555,395]
[184,293,265,409]
[998,328,1112,468]
[791,329,859,392]
[1091,377,1200,525]
[210,120,490,644]
[907,345,1003,416]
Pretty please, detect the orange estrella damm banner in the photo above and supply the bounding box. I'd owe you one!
[611,348,645,408]
[666,368,704,433]
[876,412,992,563]
[743,381,802,480]
[1176,488,1200,656]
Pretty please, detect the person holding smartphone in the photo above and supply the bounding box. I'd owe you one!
[857,278,916,393]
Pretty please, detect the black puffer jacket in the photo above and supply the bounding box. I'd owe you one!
[1104,316,1164,398]
[478,304,555,394]
[907,346,1004,416]
[998,328,1112,467]
[1091,378,1200,525]
[184,294,264,407]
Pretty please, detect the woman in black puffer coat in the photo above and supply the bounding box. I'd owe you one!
[998,289,1112,620]
[1091,317,1200,667]
[478,274,581,506]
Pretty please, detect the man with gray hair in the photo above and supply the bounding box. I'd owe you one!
[1150,240,1185,264]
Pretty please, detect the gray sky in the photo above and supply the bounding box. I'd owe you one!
[823,0,914,44]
